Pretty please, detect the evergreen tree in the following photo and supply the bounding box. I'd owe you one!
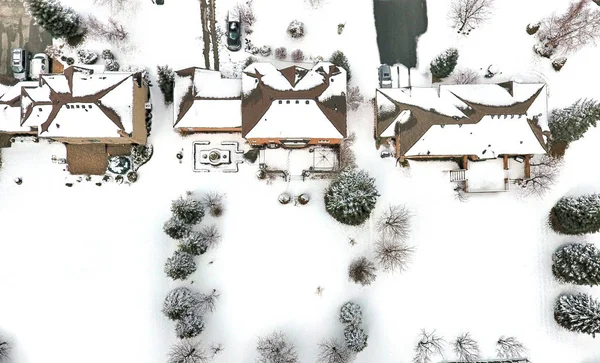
[325,169,379,226]
[339,302,362,325]
[171,196,205,225]
[343,324,368,352]
[157,65,176,105]
[162,287,199,320]
[165,251,197,280]
[26,0,81,39]
[552,243,600,286]
[430,48,459,79]
[554,293,600,338]
[163,216,192,239]
[329,50,352,81]
[549,99,600,144]
[175,311,205,339]
[550,194,600,235]
[178,231,208,256]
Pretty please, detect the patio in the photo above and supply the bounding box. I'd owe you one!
[450,157,527,193]
[259,146,338,178]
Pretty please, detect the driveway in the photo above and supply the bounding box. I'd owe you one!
[0,0,52,79]
[374,0,428,68]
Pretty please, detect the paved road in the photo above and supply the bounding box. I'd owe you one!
[374,0,428,68]
[0,0,52,79]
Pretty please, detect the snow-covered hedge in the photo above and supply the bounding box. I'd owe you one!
[550,193,600,235]
[554,293,600,337]
[287,20,305,38]
[325,169,379,225]
[552,243,600,286]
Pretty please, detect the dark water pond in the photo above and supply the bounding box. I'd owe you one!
[374,0,428,68]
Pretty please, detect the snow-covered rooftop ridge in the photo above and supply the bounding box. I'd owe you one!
[193,68,241,99]
[440,82,545,107]
[242,61,345,93]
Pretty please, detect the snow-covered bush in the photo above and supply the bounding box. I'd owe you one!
[554,293,600,337]
[291,49,304,62]
[414,330,445,363]
[0,336,10,362]
[175,311,205,339]
[526,22,540,35]
[453,333,480,362]
[339,302,362,325]
[297,194,310,205]
[343,324,368,352]
[157,65,175,105]
[552,243,600,286]
[200,224,221,249]
[202,192,224,217]
[348,257,377,286]
[250,46,260,55]
[171,196,205,225]
[179,231,208,256]
[325,169,379,225]
[102,49,114,60]
[163,216,192,239]
[279,192,291,204]
[26,0,82,39]
[244,148,259,163]
[163,287,199,320]
[550,193,600,235]
[452,68,479,84]
[374,239,413,273]
[105,59,120,71]
[496,336,526,359]
[77,49,98,64]
[552,57,567,71]
[165,250,197,280]
[549,99,600,144]
[287,20,305,38]
[259,45,272,57]
[347,86,363,111]
[430,48,459,79]
[329,50,351,81]
[317,339,353,363]
[167,339,209,363]
[256,332,298,363]
[243,56,258,70]
[275,47,287,60]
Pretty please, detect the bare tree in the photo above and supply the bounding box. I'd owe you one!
[256,332,298,363]
[197,289,220,314]
[339,132,357,171]
[496,336,527,359]
[536,0,600,55]
[202,192,224,217]
[414,330,445,363]
[449,0,494,34]
[452,68,479,84]
[235,0,256,30]
[85,16,128,42]
[347,86,364,111]
[453,333,480,362]
[515,155,563,197]
[454,182,470,202]
[209,343,224,357]
[348,257,377,286]
[376,205,411,240]
[0,337,10,362]
[305,0,324,8]
[317,339,355,363]
[167,339,210,363]
[374,239,414,273]
[200,224,221,248]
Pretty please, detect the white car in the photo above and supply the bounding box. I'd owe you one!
[30,53,49,80]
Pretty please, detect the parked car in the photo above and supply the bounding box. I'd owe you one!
[30,53,49,80]
[154,0,164,4]
[380,150,393,158]
[227,11,242,52]
[378,64,392,88]
[11,48,31,80]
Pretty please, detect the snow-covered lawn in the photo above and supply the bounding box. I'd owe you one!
[2,0,600,362]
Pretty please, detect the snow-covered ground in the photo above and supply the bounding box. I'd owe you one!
[1,0,600,362]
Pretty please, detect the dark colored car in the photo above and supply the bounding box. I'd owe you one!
[12,48,31,80]
[227,21,242,51]
[155,0,164,4]
[378,64,392,88]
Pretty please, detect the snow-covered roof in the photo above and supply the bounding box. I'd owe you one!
[18,68,143,139]
[406,115,546,158]
[242,62,347,139]
[174,99,241,129]
[381,110,410,137]
[376,82,548,157]
[173,67,242,129]
[0,82,39,132]
[245,99,343,139]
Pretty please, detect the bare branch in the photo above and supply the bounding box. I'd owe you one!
[256,332,298,363]
[168,339,210,363]
[200,224,221,249]
[374,239,414,273]
[376,205,412,240]
[347,86,364,111]
[209,343,224,357]
[449,0,494,34]
[317,339,355,363]
[85,16,128,42]
[453,333,480,362]
[496,336,527,359]
[452,68,479,84]
[348,257,377,286]
[515,155,563,198]
[202,192,225,217]
[339,132,357,171]
[197,289,220,314]
[414,330,445,363]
